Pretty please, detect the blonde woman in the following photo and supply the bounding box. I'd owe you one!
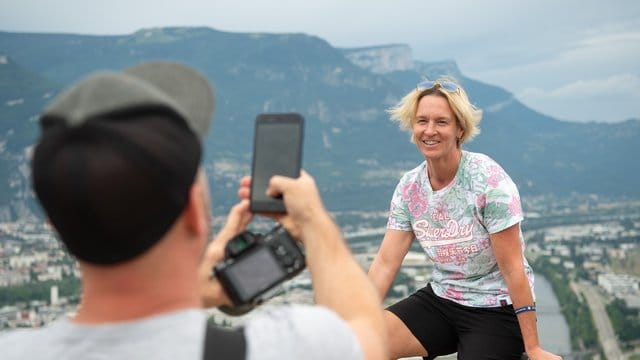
[368,79,561,360]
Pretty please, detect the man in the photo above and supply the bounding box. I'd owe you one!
[0,61,387,359]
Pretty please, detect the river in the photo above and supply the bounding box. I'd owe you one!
[535,273,572,355]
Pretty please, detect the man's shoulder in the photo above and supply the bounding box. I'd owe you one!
[0,309,209,360]
[245,304,344,329]
[0,324,60,359]
[243,304,362,360]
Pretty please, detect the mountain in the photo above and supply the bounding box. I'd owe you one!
[0,55,59,220]
[1,27,638,219]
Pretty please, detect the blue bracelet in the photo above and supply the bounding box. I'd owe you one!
[514,305,536,315]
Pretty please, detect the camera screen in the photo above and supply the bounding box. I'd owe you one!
[225,247,287,302]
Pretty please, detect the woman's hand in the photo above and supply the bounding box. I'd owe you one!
[526,346,563,360]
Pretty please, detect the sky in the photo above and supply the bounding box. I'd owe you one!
[1,0,639,123]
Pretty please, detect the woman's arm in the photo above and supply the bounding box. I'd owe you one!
[368,229,414,300]
[492,223,562,360]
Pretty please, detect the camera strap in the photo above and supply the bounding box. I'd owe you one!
[203,322,246,360]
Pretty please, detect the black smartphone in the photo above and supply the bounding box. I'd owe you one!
[249,113,304,213]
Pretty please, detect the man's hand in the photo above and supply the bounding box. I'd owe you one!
[266,170,326,236]
[239,171,389,359]
[237,170,326,240]
[199,199,253,308]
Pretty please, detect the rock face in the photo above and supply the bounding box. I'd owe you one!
[341,44,415,74]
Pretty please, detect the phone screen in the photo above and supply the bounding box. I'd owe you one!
[250,113,304,212]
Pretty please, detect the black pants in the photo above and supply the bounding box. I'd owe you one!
[387,284,525,359]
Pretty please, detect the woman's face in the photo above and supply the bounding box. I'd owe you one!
[412,94,463,162]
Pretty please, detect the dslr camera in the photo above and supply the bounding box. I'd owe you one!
[214,225,305,309]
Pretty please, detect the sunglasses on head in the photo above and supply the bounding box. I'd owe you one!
[416,80,460,93]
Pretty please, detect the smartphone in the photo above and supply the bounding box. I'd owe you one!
[249,113,304,213]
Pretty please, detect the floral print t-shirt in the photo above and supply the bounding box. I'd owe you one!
[387,150,534,307]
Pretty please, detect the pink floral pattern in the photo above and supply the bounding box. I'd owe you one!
[508,195,523,217]
[487,174,501,188]
[445,287,465,302]
[476,194,486,208]
[401,181,428,217]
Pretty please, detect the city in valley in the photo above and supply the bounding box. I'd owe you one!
[1,194,639,359]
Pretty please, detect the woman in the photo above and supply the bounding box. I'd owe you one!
[368,79,561,360]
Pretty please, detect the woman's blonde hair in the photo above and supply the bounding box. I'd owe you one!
[387,77,482,146]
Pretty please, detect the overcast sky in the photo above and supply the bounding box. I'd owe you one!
[1,0,639,123]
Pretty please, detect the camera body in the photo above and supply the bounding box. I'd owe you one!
[214,225,305,307]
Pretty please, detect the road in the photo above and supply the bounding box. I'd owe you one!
[574,281,624,360]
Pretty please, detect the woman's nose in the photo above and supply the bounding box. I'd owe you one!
[424,122,436,134]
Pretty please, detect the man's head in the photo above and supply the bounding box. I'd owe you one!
[32,62,214,265]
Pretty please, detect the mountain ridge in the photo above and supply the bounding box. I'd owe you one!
[0,27,638,219]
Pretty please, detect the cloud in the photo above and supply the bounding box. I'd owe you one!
[519,73,640,100]
[465,24,640,122]
[577,30,640,49]
[470,29,640,88]
[515,74,640,122]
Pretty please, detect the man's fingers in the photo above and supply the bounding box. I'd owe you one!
[238,186,250,200]
[223,200,251,231]
[200,269,233,308]
[266,175,293,197]
[209,200,251,255]
[239,176,251,187]
[202,279,233,307]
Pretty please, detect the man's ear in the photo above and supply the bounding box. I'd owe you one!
[183,181,208,238]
